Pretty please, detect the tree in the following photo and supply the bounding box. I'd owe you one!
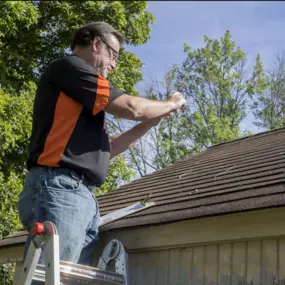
[126,30,269,173]
[252,50,285,130]
[0,1,154,93]
[176,31,268,147]
[0,83,35,284]
[0,83,36,239]
[0,1,154,283]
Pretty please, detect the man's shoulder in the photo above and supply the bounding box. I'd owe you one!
[51,55,94,73]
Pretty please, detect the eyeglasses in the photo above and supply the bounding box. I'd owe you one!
[100,38,119,61]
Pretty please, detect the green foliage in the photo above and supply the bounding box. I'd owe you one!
[176,30,268,146]
[0,1,154,92]
[97,155,135,196]
[0,84,35,230]
[0,83,35,176]
[252,50,285,130]
[109,50,143,95]
[0,263,15,285]
[0,83,35,285]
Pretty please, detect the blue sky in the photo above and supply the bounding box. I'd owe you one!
[126,1,285,133]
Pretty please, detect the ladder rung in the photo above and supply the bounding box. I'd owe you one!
[33,261,125,285]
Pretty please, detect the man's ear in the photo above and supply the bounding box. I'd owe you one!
[92,38,101,52]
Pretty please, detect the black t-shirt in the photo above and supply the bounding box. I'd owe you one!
[27,55,123,186]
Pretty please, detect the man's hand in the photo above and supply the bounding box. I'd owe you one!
[168,91,186,110]
[143,92,186,127]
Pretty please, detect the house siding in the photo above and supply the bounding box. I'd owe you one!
[128,238,284,285]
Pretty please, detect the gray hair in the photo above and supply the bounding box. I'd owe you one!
[71,21,125,51]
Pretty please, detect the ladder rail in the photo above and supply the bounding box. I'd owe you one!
[16,221,60,285]
[44,222,60,285]
[17,239,42,285]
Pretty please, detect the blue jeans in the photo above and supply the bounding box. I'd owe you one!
[18,167,100,266]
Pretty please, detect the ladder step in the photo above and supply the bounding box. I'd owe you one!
[33,261,124,285]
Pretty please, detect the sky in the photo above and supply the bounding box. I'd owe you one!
[126,1,285,134]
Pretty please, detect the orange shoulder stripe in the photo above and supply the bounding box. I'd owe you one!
[93,75,110,115]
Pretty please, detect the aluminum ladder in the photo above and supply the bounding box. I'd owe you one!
[14,201,155,285]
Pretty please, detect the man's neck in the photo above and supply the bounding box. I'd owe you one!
[73,48,105,77]
[73,49,94,68]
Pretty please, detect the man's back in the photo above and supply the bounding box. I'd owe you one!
[27,55,122,186]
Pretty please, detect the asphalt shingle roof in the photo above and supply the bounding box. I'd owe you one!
[1,127,285,247]
[99,127,285,231]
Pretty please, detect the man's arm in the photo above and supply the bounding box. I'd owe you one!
[106,92,185,121]
[110,117,162,159]
[50,57,185,120]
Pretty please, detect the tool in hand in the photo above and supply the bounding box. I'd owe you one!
[170,91,186,108]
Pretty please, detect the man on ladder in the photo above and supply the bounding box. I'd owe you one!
[17,21,185,276]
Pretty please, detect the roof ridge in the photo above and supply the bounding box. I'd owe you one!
[209,126,285,149]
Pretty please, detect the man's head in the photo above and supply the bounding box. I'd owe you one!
[71,22,125,78]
